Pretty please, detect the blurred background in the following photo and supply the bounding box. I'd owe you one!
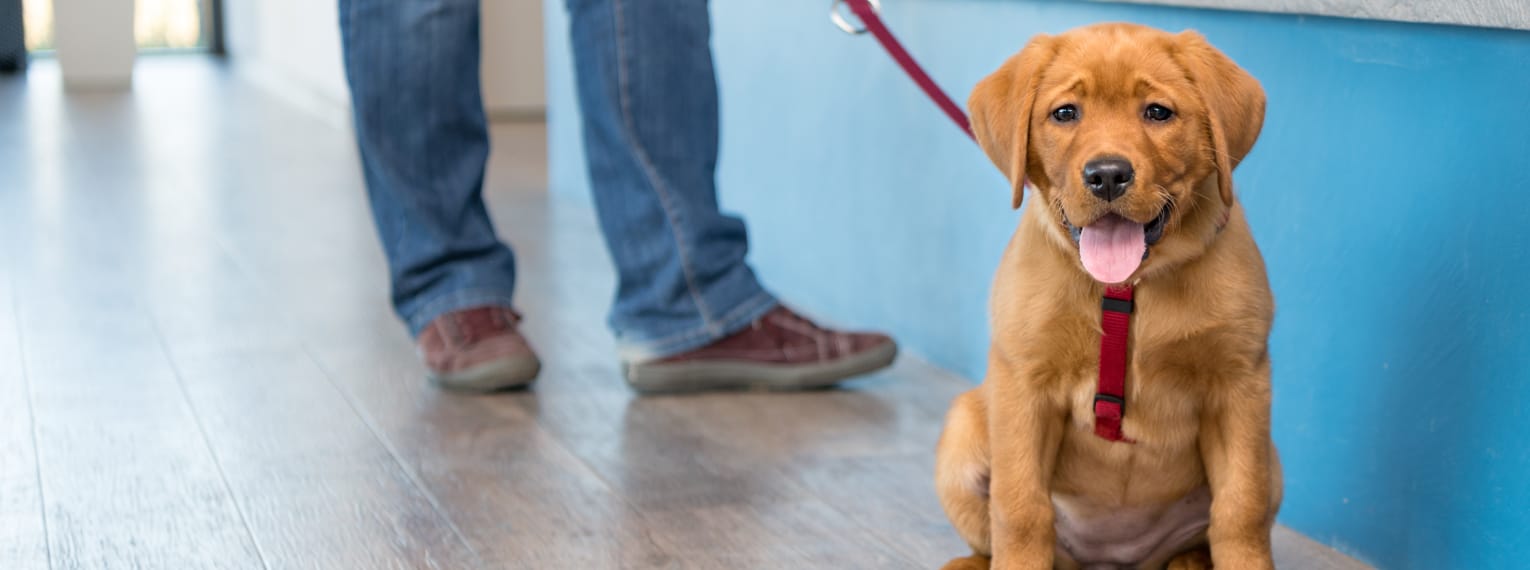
[1,1,1528,569]
[22,0,208,51]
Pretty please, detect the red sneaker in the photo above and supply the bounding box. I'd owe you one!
[623,306,897,393]
[417,306,541,391]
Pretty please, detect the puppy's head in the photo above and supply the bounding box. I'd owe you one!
[970,23,1264,284]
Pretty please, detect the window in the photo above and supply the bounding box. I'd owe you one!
[135,0,208,50]
[23,0,217,52]
[21,0,49,50]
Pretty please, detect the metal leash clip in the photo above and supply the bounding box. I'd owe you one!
[830,0,882,35]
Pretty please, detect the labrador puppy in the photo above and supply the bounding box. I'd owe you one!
[935,23,1279,570]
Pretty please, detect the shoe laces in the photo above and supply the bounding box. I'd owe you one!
[751,307,827,348]
[445,307,521,346]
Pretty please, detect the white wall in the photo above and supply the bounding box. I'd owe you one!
[221,0,348,123]
[222,0,545,127]
[483,0,546,119]
[1103,0,1530,31]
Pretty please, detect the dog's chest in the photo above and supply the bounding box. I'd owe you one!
[1053,486,1211,568]
[1063,365,1203,445]
[1045,310,1214,444]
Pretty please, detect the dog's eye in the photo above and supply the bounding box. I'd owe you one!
[1144,103,1175,122]
[1051,105,1079,123]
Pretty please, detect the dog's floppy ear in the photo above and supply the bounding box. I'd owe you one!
[1174,31,1265,206]
[969,35,1057,209]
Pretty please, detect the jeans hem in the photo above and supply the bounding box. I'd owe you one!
[403,289,518,338]
[610,0,720,325]
[617,291,779,362]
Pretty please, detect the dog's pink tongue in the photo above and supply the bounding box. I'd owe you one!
[1079,215,1146,284]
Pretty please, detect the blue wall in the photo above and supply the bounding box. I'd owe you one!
[546,1,1530,567]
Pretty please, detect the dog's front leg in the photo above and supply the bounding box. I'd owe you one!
[1200,364,1276,570]
[985,364,1065,570]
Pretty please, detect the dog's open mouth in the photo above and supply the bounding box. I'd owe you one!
[1064,203,1172,284]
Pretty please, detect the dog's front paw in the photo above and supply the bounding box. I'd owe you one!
[939,554,991,570]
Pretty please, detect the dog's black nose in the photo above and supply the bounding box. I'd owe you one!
[1083,157,1134,202]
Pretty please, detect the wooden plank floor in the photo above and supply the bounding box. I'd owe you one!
[0,58,1368,569]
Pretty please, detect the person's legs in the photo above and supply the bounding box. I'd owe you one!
[564,0,778,361]
[340,0,538,390]
[340,0,516,334]
[563,0,898,391]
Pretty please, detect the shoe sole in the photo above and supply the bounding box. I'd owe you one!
[622,341,898,394]
[429,355,542,392]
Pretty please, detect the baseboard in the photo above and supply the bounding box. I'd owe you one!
[1273,525,1375,569]
[232,58,354,133]
[62,76,134,91]
[233,60,544,132]
[488,106,546,123]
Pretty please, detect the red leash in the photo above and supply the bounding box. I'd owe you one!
[835,2,1134,443]
[837,0,974,140]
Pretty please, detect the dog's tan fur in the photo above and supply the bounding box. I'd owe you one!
[935,23,1281,570]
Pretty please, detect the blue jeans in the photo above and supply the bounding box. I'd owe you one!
[339,0,777,359]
